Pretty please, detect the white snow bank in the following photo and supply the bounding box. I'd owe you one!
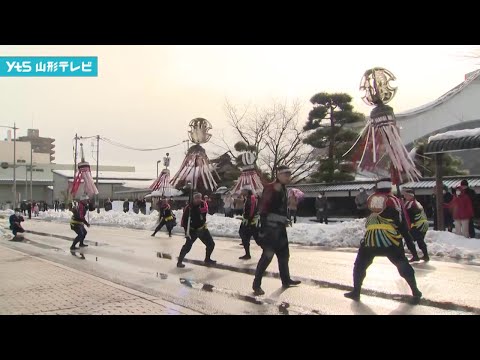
[428,128,480,143]
[425,230,480,260]
[3,209,479,261]
[0,210,13,240]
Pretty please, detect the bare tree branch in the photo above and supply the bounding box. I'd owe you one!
[224,98,318,182]
[214,131,237,159]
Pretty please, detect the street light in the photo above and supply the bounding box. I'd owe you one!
[0,123,18,209]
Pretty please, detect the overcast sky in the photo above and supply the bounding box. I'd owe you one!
[0,45,478,177]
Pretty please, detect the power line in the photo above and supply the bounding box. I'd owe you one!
[100,136,185,152]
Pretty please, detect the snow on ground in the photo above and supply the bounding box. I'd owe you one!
[1,209,479,261]
[425,231,480,260]
[0,210,13,240]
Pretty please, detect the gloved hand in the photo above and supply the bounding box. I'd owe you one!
[241,217,249,226]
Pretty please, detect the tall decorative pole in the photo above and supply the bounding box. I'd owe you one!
[170,118,220,194]
[71,143,99,199]
[149,153,175,198]
[346,67,420,187]
[231,151,264,196]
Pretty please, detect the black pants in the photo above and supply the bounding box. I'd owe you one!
[71,225,87,247]
[317,211,328,224]
[288,209,297,223]
[239,224,259,256]
[352,245,419,294]
[253,226,291,288]
[404,228,428,258]
[178,228,215,263]
[153,219,174,236]
[433,211,453,232]
[11,224,25,236]
[469,218,475,238]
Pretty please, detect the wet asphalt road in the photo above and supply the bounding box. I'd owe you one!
[2,219,479,315]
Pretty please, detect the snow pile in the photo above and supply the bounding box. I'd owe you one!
[425,230,480,260]
[5,209,480,261]
[428,128,480,143]
[0,210,13,240]
[37,209,160,230]
[287,218,366,247]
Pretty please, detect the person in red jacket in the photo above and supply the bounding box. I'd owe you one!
[448,185,474,238]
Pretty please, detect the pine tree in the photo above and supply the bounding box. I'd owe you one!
[412,140,468,177]
[303,93,364,182]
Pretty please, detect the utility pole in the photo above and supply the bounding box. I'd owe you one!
[73,133,78,203]
[13,123,17,209]
[96,135,100,213]
[25,161,28,201]
[30,146,33,205]
[74,133,78,176]
[435,153,444,231]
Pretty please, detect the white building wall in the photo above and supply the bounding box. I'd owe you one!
[396,79,480,144]
[0,141,31,164]
[0,140,51,165]
[33,153,50,164]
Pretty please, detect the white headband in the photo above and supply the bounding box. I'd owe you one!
[376,180,392,189]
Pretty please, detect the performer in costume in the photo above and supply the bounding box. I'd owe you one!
[70,194,92,250]
[151,199,176,237]
[252,165,301,296]
[176,192,216,268]
[238,185,260,260]
[344,178,422,304]
[401,188,430,262]
[9,208,25,239]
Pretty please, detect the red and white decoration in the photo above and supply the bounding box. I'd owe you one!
[170,118,220,192]
[70,144,99,198]
[345,67,421,184]
[171,146,219,191]
[150,169,172,192]
[231,151,264,195]
[70,161,99,198]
